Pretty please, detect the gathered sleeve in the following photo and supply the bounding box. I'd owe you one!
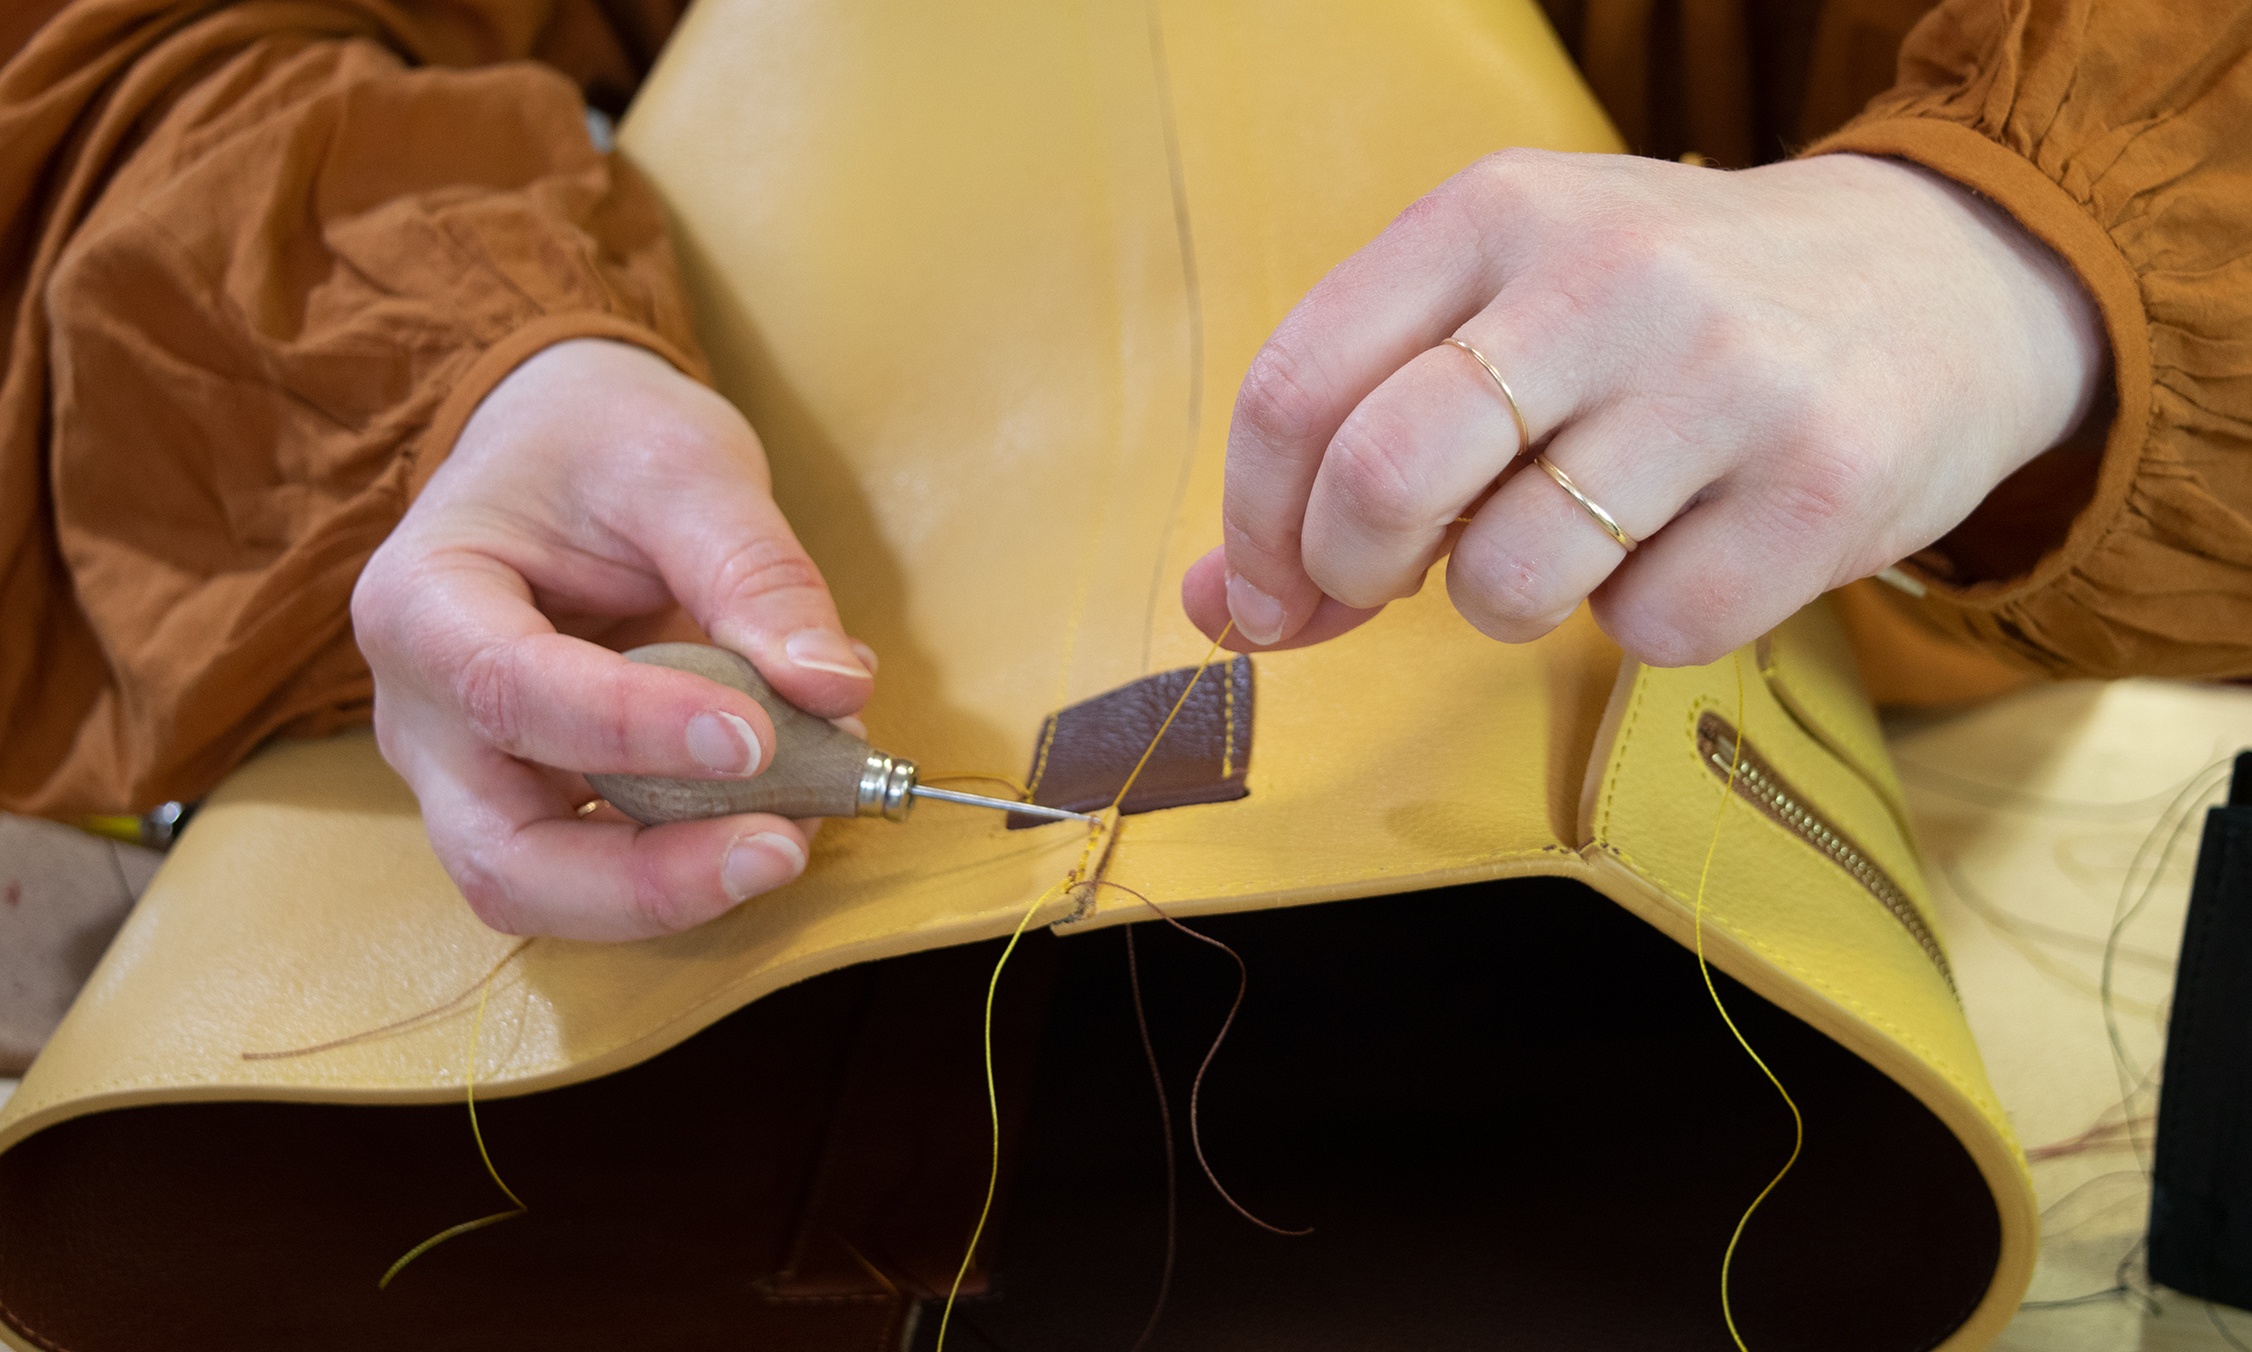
[0,0,700,815]
[1809,0,2252,681]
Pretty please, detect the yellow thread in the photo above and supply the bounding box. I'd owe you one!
[935,621,1235,1351]
[931,872,1073,1350]
[1108,625,1234,815]
[1695,652,1803,1350]
[380,961,527,1288]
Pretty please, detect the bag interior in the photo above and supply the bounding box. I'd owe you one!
[0,878,1998,1352]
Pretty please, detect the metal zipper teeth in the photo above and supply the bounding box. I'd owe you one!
[1697,713,1956,994]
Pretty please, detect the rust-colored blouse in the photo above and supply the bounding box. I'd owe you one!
[2,0,2248,815]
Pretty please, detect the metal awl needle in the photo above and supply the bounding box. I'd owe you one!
[909,784,1101,824]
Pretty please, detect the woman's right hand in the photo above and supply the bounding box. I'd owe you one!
[352,339,877,941]
[1183,150,2106,665]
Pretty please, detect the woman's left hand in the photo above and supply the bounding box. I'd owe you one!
[1182,150,2106,664]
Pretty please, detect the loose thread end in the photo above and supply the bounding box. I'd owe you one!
[377,1207,525,1290]
[1698,651,1804,1352]
[379,960,530,1291]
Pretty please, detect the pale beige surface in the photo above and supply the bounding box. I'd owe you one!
[1893,679,2252,1350]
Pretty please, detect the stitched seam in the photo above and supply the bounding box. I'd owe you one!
[1593,667,1651,845]
[1586,658,2013,1150]
[22,856,1597,1099]
[1682,698,1952,988]
[1599,835,2014,1141]
[1024,715,1059,798]
[1221,659,1237,779]
[0,1289,73,1352]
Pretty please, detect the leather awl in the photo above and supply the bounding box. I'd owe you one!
[586,643,1096,827]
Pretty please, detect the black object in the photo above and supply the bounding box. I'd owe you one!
[2150,750,2252,1310]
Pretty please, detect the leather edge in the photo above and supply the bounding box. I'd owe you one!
[1579,849,2038,1352]
[1577,651,1646,848]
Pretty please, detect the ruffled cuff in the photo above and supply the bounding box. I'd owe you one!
[407,311,705,498]
[1805,109,2252,679]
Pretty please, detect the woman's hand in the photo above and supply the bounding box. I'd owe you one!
[353,339,876,940]
[1182,150,2106,663]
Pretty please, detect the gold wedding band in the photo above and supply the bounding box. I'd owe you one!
[1439,337,1531,460]
[1534,455,1639,553]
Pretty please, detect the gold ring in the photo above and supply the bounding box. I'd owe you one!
[1439,337,1531,459]
[1534,455,1639,553]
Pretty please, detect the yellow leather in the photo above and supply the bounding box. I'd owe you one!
[0,1,2032,1346]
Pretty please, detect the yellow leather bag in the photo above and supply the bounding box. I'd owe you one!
[0,2,2033,1348]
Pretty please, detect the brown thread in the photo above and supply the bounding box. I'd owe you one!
[936,626,1235,1352]
[241,939,534,1062]
[1123,923,1178,1352]
[1134,0,1207,678]
[1098,880,1312,1238]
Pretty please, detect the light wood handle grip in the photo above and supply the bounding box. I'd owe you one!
[585,643,903,825]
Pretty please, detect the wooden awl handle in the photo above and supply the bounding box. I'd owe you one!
[584,643,914,826]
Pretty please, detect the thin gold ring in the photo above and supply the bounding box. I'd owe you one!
[1439,337,1532,459]
[1534,455,1639,553]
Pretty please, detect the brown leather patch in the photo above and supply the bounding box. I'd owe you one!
[1008,656,1253,829]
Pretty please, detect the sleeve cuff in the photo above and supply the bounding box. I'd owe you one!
[1804,115,2150,615]
[404,311,708,499]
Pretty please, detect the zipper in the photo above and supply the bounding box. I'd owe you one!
[1696,711,1955,994]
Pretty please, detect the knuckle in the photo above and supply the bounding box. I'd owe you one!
[1618,615,1718,668]
[1449,545,1564,640]
[348,558,405,660]
[1765,435,1871,539]
[1232,338,1330,455]
[626,854,707,936]
[369,698,409,767]
[1545,222,1709,334]
[450,850,526,936]
[1321,415,1430,539]
[711,537,828,610]
[452,642,527,753]
[1600,579,1741,669]
[1463,147,1545,205]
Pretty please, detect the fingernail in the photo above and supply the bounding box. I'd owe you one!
[723,831,806,901]
[687,710,761,776]
[784,628,873,680]
[1225,572,1288,645]
[848,639,880,676]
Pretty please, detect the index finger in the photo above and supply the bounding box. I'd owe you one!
[1220,164,1524,645]
[413,741,812,940]
[384,551,782,780]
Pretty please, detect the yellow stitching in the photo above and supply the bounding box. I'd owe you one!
[1221,658,1237,779]
[1679,694,1946,950]
[1593,664,1652,843]
[55,853,1593,1109]
[1025,716,1059,798]
[1599,834,2009,1129]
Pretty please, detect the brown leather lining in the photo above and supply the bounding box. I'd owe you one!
[1008,656,1253,829]
[0,938,1054,1352]
[0,879,1999,1350]
[934,879,2001,1351]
